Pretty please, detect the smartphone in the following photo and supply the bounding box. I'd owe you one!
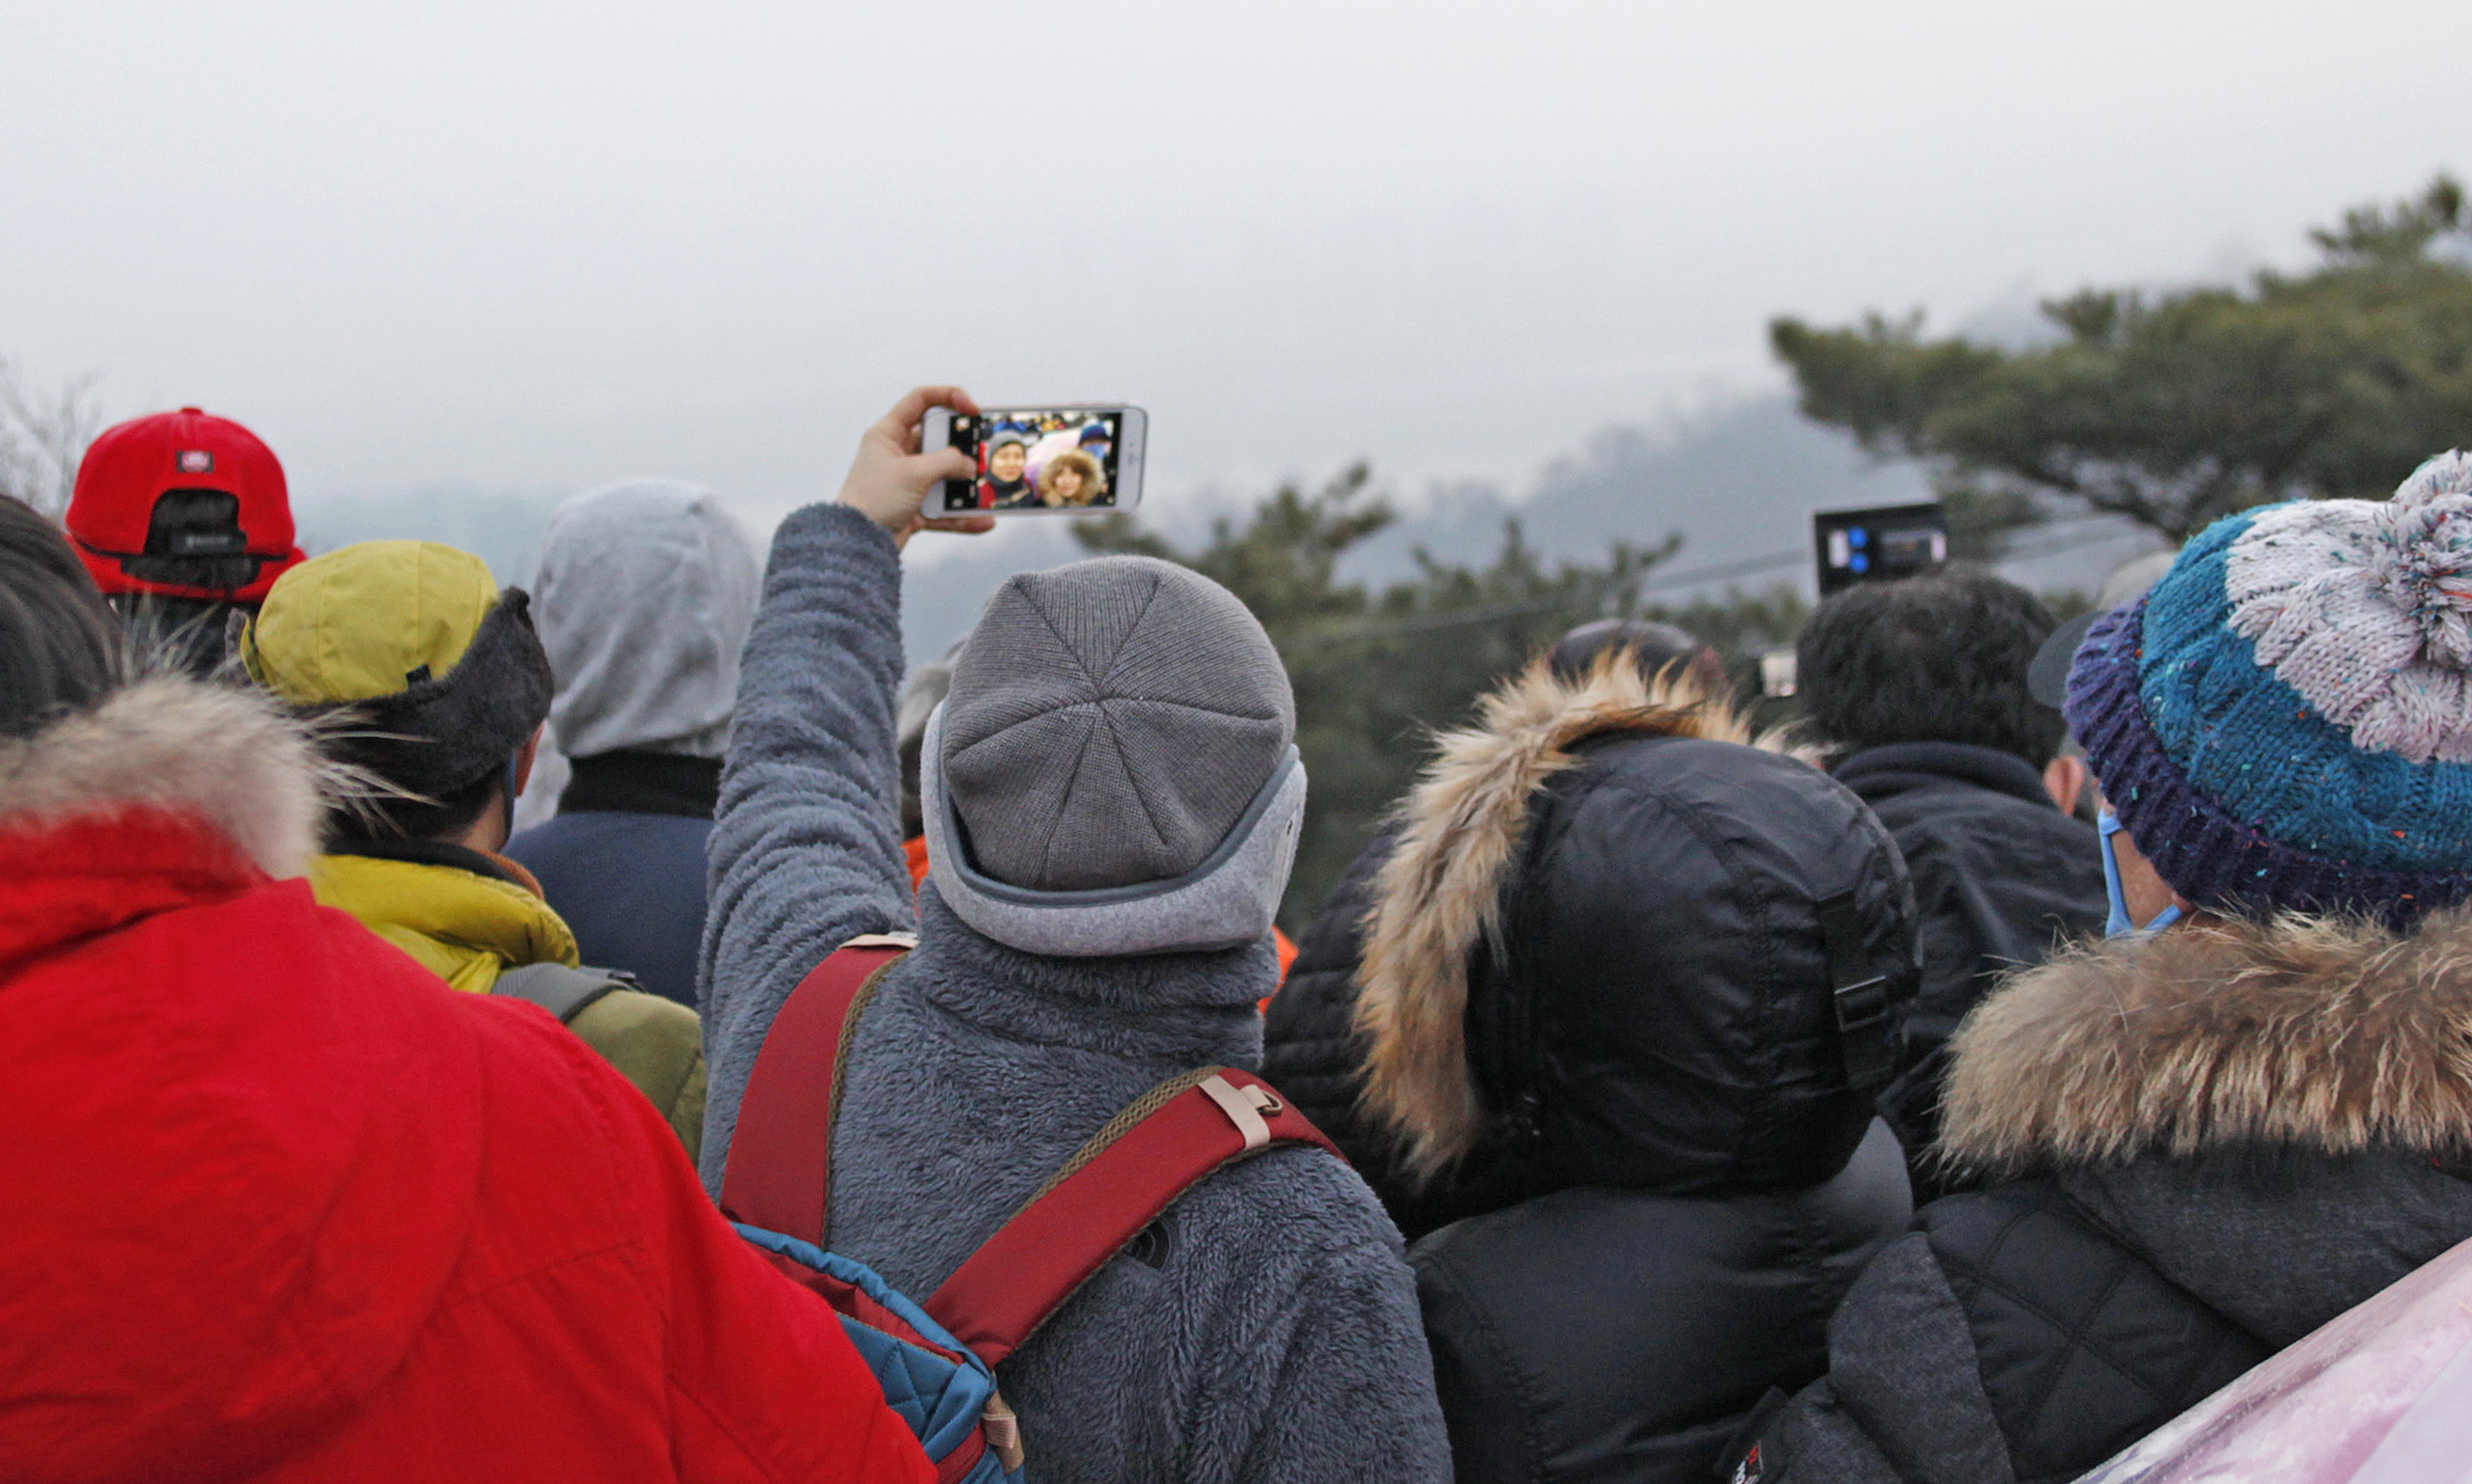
[1812,501,1948,596]
[924,404,1147,515]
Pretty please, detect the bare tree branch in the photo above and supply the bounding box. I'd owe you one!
[0,356,106,518]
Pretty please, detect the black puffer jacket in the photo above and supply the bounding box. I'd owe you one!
[1354,662,1924,1483]
[1418,1123,1909,1483]
[1262,820,1402,1201]
[1738,908,2472,1484]
[1830,743,2104,1054]
[1833,743,2106,1198]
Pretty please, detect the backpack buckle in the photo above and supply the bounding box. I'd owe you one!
[983,1392,1025,1471]
[1198,1074,1281,1150]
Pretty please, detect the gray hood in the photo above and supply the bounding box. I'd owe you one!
[533,479,761,760]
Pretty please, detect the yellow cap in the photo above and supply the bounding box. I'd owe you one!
[244,541,500,707]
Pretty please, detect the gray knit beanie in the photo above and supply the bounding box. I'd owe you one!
[941,556,1294,892]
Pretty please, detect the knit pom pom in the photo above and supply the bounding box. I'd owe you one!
[2225,450,2472,764]
[2375,451,2472,668]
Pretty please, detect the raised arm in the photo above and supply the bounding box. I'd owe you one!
[698,387,989,1191]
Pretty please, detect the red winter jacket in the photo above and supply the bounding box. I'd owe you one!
[0,678,933,1484]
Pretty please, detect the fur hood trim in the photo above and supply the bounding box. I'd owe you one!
[1354,655,1761,1187]
[0,678,327,879]
[1941,908,2472,1173]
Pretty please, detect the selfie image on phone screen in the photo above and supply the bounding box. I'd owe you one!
[942,409,1123,513]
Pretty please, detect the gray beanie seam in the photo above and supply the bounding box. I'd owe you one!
[1036,710,1157,887]
[1095,702,1180,853]
[1019,570,1140,689]
[942,698,1287,768]
[1093,573,1167,689]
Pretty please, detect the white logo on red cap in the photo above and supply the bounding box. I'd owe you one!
[177,450,214,473]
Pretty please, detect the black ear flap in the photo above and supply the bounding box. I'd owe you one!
[317,589,554,798]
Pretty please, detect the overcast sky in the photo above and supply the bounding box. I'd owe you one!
[6,0,2466,531]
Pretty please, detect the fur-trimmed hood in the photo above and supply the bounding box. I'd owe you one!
[1355,661,1755,1184]
[0,677,325,879]
[1941,908,2472,1174]
[1352,657,1918,1204]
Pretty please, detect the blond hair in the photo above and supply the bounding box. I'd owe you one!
[1038,450,1108,507]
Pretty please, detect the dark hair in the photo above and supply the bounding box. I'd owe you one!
[108,592,249,678]
[330,768,505,845]
[0,497,123,739]
[1796,564,2064,766]
[1547,618,1721,690]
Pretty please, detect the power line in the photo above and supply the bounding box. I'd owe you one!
[1286,512,2160,647]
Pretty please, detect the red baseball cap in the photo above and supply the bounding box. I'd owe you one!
[65,407,305,604]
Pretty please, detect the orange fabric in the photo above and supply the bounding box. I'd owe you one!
[1261,928,1300,1014]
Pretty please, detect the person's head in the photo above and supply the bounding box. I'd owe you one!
[895,644,962,839]
[1545,618,1723,694]
[1077,422,1112,460]
[1797,565,2064,767]
[64,408,304,617]
[1355,671,1918,1199]
[921,555,1302,956]
[2065,450,2472,929]
[241,541,553,850]
[532,478,760,762]
[0,497,122,740]
[1038,450,1106,508]
[989,438,1028,483]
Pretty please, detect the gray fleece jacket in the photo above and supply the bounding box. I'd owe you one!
[701,502,1450,1484]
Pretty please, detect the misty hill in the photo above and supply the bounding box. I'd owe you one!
[289,396,2165,665]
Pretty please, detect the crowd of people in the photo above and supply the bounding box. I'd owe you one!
[8,382,2472,1483]
[967,412,1117,510]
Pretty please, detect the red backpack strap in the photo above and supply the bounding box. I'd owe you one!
[719,935,913,1246]
[923,1066,1338,1366]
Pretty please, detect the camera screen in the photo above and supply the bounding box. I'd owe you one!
[942,410,1123,513]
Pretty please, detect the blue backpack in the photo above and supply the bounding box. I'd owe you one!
[721,937,1336,1481]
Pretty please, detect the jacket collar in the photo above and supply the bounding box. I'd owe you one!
[1941,908,2472,1174]
[906,885,1271,1067]
[1831,741,2055,811]
[559,750,723,819]
[0,676,324,880]
[1354,657,1760,1190]
[325,836,543,892]
[310,848,577,989]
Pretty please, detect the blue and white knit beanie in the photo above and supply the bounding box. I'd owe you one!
[2066,451,2472,924]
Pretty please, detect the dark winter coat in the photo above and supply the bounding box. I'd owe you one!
[1417,1122,1909,1484]
[699,502,1451,1484]
[1832,742,2106,1198]
[1351,662,1921,1483]
[1830,742,2105,1054]
[1738,910,2472,1484]
[1260,821,1418,1206]
[507,750,721,1007]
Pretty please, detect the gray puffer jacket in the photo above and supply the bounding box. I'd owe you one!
[700,502,1450,1484]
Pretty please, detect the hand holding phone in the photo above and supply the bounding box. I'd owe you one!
[923,404,1148,516]
[837,387,996,548]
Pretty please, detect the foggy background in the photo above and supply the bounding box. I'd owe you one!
[7,0,2465,653]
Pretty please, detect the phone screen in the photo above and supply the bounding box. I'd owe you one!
[941,409,1125,513]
